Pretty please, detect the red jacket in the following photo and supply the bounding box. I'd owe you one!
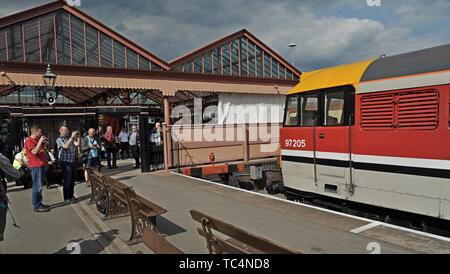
[104,132,115,149]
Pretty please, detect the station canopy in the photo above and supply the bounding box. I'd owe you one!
[0,0,301,106]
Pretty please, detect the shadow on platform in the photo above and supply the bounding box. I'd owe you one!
[54,229,119,254]
[48,194,91,210]
[157,216,187,237]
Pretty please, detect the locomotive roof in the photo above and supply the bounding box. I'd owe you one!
[361,43,450,82]
[289,43,450,95]
[288,60,374,94]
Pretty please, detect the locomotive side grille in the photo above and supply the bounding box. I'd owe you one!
[361,90,439,131]
[398,90,438,130]
[361,94,395,130]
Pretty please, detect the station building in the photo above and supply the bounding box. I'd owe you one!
[0,0,301,171]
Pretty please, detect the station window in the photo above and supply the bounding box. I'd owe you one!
[23,18,40,63]
[40,13,56,64]
[100,33,112,67]
[0,30,6,61]
[126,49,138,69]
[86,24,99,67]
[70,16,85,65]
[7,23,24,62]
[56,11,71,65]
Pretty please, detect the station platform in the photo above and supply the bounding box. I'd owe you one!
[3,160,450,254]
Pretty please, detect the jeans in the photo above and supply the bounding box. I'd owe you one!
[106,148,117,168]
[30,167,46,209]
[60,161,76,201]
[120,142,129,159]
[130,145,140,167]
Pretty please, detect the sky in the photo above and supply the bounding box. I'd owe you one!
[1,0,450,71]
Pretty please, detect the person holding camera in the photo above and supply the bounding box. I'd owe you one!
[24,125,50,213]
[81,128,101,172]
[56,126,79,204]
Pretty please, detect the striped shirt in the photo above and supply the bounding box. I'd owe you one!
[56,137,76,163]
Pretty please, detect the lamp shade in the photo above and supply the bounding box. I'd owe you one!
[42,64,57,88]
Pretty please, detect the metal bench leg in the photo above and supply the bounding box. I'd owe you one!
[88,184,99,205]
[128,216,160,246]
[103,197,129,220]
[128,216,147,245]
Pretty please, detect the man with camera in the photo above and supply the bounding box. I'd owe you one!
[24,125,50,213]
[56,126,79,204]
[81,128,101,172]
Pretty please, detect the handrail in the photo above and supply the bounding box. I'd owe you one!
[171,132,195,167]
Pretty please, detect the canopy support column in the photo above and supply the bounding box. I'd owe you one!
[163,96,172,170]
[139,112,151,173]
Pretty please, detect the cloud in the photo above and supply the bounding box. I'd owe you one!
[1,0,449,71]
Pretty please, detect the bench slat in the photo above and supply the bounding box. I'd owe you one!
[137,208,159,218]
[142,228,184,254]
[197,228,265,254]
[133,197,167,216]
[191,210,299,254]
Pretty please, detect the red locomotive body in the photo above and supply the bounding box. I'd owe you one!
[281,45,450,221]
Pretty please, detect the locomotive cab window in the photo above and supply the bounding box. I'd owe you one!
[322,86,355,127]
[301,93,319,126]
[324,92,345,126]
[283,86,355,127]
[284,95,299,126]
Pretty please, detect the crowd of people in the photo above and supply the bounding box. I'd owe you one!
[0,122,163,249]
[3,123,164,211]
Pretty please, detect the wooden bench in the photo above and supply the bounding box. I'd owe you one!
[190,210,299,254]
[87,171,170,246]
[87,168,106,205]
[123,187,168,245]
[142,228,184,254]
[102,175,131,220]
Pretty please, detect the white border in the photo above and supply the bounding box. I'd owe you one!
[281,150,450,170]
[358,70,450,94]
[281,149,314,158]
